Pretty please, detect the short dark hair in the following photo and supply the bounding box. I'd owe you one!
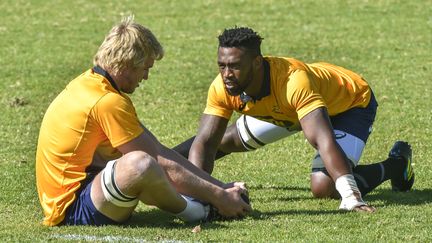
[218,27,263,56]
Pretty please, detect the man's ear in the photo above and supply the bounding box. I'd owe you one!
[253,55,263,69]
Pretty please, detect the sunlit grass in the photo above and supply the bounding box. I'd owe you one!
[0,0,431,241]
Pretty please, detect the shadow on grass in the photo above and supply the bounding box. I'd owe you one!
[109,188,431,228]
[365,188,432,206]
[249,184,314,202]
[249,185,432,206]
[249,184,310,191]
[126,208,338,228]
[248,208,342,220]
[247,188,432,220]
[124,209,228,229]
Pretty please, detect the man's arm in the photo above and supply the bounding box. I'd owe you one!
[116,124,251,217]
[189,114,229,174]
[300,107,375,212]
[300,107,352,179]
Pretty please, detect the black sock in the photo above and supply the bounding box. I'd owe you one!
[215,150,229,160]
[353,158,405,196]
[172,136,230,160]
[381,157,405,180]
[353,163,385,196]
[172,136,196,158]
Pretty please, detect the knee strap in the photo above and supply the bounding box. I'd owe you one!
[101,160,139,208]
[236,115,296,150]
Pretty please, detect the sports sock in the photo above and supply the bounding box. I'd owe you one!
[172,136,195,158]
[381,157,405,179]
[215,150,229,160]
[353,158,404,196]
[175,195,208,222]
[172,136,230,160]
[352,163,384,196]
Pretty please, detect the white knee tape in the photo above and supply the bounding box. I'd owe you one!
[236,115,296,150]
[101,160,139,208]
[312,130,365,169]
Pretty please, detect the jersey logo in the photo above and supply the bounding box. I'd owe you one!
[334,131,347,139]
[272,105,283,114]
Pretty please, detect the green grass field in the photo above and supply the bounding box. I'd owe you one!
[1,0,431,241]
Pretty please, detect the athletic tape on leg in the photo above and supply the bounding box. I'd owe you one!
[101,160,139,208]
[236,115,295,150]
[335,174,366,210]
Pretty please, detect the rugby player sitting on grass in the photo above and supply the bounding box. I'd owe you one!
[174,27,414,212]
[35,17,251,226]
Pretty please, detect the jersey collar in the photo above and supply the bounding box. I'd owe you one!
[92,66,121,93]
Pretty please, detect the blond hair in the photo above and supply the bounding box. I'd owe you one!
[93,16,164,75]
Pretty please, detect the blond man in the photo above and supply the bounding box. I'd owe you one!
[36,17,251,226]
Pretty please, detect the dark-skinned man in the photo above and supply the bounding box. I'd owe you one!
[174,27,414,212]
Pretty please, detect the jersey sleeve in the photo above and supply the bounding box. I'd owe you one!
[96,139,122,161]
[92,93,144,148]
[203,76,233,119]
[286,70,326,120]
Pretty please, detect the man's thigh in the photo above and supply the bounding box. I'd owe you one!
[63,159,139,226]
[235,115,298,150]
[62,174,122,226]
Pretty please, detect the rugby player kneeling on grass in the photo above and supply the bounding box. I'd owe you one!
[174,27,414,212]
[35,16,251,226]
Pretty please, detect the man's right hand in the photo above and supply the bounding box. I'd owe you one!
[213,185,252,218]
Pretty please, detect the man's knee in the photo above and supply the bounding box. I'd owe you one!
[219,123,248,153]
[310,172,340,199]
[96,151,169,210]
[120,151,164,183]
[234,115,295,151]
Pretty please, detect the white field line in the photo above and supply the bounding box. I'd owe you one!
[51,233,185,243]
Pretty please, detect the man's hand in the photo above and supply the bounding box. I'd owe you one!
[213,186,252,218]
[224,182,248,191]
[353,204,376,213]
[224,182,250,203]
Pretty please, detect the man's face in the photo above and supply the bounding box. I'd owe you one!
[117,58,155,94]
[217,47,255,96]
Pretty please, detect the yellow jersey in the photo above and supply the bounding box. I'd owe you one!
[35,68,143,226]
[204,56,371,131]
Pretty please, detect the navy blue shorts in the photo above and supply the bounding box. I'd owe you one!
[330,92,378,143]
[61,175,120,226]
[312,92,378,173]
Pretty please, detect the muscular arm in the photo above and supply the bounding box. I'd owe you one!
[300,107,375,212]
[117,126,224,191]
[300,107,352,180]
[189,114,229,174]
[116,125,251,215]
